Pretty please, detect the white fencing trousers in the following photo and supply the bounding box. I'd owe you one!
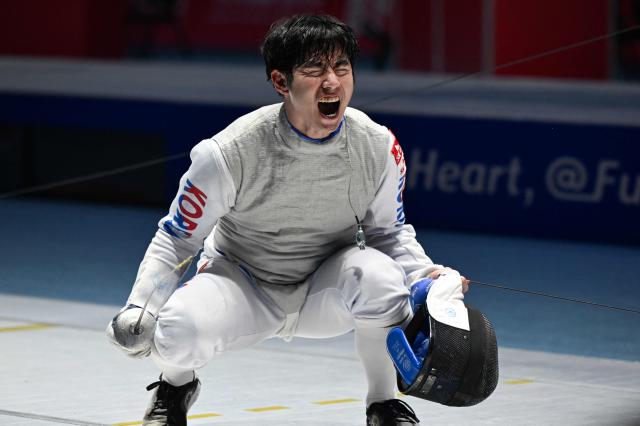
[151,246,411,401]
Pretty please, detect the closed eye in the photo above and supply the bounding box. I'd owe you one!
[300,67,325,77]
[334,66,351,76]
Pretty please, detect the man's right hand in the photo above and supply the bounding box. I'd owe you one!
[428,267,470,293]
[106,305,157,358]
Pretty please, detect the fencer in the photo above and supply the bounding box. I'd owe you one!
[107,14,470,426]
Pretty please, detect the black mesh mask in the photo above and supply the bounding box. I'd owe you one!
[397,301,499,407]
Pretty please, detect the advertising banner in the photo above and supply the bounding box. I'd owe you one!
[372,112,640,243]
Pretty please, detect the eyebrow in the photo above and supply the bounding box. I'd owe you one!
[303,60,325,68]
[301,55,350,69]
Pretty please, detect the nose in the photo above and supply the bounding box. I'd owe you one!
[322,69,340,91]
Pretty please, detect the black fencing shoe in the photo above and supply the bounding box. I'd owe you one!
[366,399,420,425]
[142,376,201,426]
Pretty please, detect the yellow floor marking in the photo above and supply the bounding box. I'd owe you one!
[0,323,55,333]
[505,378,535,385]
[116,398,364,423]
[313,398,360,405]
[189,412,222,419]
[113,411,222,425]
[245,405,290,412]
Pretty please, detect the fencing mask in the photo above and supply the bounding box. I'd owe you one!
[387,272,499,407]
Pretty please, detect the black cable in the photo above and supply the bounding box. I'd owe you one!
[356,23,640,108]
[2,25,639,200]
[2,20,639,318]
[0,152,188,200]
[470,280,640,315]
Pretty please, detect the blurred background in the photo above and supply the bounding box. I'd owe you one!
[0,0,639,361]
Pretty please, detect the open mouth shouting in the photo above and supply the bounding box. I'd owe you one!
[318,96,341,119]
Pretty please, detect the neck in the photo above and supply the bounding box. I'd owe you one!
[284,104,340,139]
[287,117,344,144]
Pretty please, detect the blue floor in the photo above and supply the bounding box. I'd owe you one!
[1,198,638,361]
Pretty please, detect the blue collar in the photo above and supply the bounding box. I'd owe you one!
[287,117,344,144]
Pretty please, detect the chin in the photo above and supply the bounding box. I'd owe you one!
[319,110,344,126]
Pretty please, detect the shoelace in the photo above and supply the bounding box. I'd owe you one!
[145,380,169,419]
[146,380,162,391]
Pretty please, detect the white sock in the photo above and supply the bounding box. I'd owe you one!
[355,325,401,407]
[161,367,196,387]
[150,337,196,386]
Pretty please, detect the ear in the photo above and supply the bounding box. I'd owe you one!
[270,70,289,96]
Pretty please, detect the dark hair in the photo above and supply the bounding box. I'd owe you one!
[261,15,359,84]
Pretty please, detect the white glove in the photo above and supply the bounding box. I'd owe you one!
[426,269,470,331]
[430,269,465,303]
[106,305,157,358]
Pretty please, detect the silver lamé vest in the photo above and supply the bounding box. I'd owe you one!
[209,103,389,285]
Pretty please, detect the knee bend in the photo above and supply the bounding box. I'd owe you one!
[353,249,407,298]
[347,249,409,323]
[153,303,210,370]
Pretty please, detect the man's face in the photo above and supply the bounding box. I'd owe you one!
[276,53,354,139]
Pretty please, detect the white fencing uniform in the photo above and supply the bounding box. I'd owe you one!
[125,103,441,402]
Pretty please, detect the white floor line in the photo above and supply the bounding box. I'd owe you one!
[0,409,109,426]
